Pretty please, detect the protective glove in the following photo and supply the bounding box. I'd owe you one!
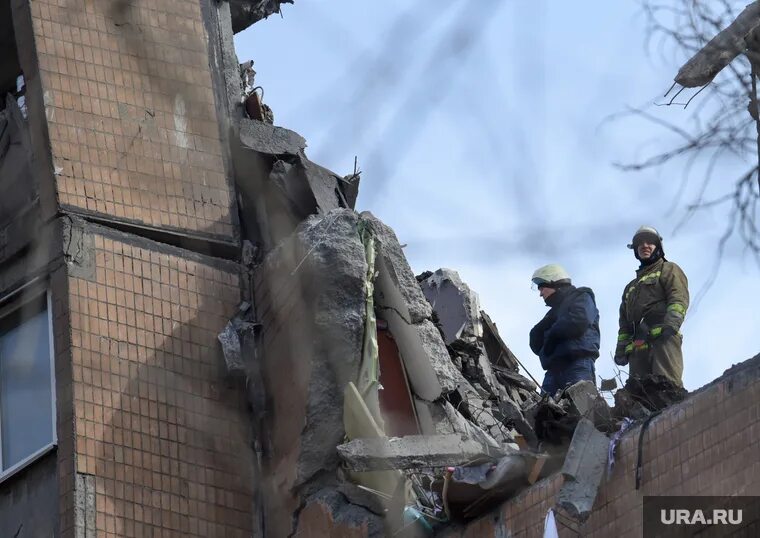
[614,353,629,366]
[659,326,677,340]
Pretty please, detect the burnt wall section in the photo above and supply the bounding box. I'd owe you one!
[0,97,38,271]
[27,0,237,241]
[252,209,384,536]
[442,353,760,537]
[0,451,59,538]
[62,220,253,537]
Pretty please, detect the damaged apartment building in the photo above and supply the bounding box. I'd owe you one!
[1,0,759,537]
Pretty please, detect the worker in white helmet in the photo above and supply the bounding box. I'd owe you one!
[529,264,600,396]
[614,226,689,387]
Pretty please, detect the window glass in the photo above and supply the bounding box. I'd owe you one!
[0,301,53,471]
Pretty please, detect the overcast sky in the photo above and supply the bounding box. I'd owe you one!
[235,0,760,392]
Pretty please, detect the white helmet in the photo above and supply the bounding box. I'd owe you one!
[531,264,572,287]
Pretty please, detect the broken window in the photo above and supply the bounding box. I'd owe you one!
[0,291,56,481]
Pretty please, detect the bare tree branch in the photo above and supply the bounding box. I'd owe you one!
[618,1,760,272]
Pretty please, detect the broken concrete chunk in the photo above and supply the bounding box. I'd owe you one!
[336,435,506,472]
[418,268,482,344]
[612,374,687,418]
[268,158,318,218]
[439,400,502,450]
[557,418,609,521]
[361,212,432,323]
[229,0,294,33]
[294,489,385,538]
[239,118,306,155]
[480,310,520,371]
[599,377,617,392]
[416,319,466,395]
[498,399,538,448]
[299,155,348,213]
[478,455,528,490]
[492,365,537,392]
[564,380,600,417]
[339,174,360,209]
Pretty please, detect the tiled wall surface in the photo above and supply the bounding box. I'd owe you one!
[28,0,235,239]
[62,227,252,537]
[443,359,760,537]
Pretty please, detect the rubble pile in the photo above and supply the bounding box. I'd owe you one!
[212,22,693,530]
[613,374,688,419]
[416,269,539,448]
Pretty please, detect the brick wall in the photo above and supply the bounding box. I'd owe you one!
[443,356,760,537]
[28,0,235,239]
[60,223,252,538]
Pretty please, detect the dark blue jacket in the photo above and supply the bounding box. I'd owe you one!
[529,286,600,371]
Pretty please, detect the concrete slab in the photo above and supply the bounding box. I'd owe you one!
[558,418,609,520]
[337,435,506,472]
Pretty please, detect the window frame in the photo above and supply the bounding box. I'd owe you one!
[0,285,57,484]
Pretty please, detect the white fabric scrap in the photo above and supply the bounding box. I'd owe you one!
[543,509,559,538]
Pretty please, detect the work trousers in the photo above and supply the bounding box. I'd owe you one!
[629,334,684,387]
[541,357,595,397]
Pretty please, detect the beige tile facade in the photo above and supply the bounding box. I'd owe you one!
[62,228,251,537]
[29,0,234,238]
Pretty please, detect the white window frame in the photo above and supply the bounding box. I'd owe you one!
[0,284,57,484]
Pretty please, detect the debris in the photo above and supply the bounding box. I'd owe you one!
[415,267,540,447]
[451,463,492,485]
[564,380,599,417]
[336,435,508,472]
[229,0,295,33]
[534,397,578,445]
[612,389,651,421]
[217,302,256,374]
[557,418,609,521]
[239,117,306,156]
[607,418,635,474]
[477,455,527,490]
[612,374,687,418]
[480,310,520,371]
[599,377,617,391]
[418,269,482,345]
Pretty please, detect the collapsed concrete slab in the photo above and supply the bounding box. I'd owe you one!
[235,118,359,250]
[557,418,609,521]
[418,269,482,344]
[415,267,539,447]
[337,435,507,472]
[229,0,295,33]
[239,117,306,156]
[250,209,368,535]
[362,213,432,324]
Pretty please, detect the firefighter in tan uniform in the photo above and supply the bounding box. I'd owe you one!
[614,226,689,387]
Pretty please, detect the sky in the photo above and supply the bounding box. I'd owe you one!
[234,0,760,392]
